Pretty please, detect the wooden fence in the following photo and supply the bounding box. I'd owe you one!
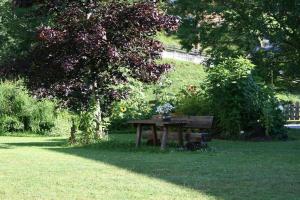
[285,102,300,121]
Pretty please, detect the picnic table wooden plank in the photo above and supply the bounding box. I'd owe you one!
[135,124,142,148]
[128,120,158,125]
[151,125,158,146]
[128,119,188,150]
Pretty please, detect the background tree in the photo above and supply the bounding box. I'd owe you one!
[8,1,179,139]
[169,0,300,88]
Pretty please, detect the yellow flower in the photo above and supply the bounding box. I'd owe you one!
[187,85,197,93]
[120,106,127,113]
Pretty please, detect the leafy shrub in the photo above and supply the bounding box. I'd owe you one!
[0,80,68,135]
[259,87,287,137]
[77,111,96,145]
[175,85,211,116]
[0,116,23,132]
[152,77,177,104]
[109,79,154,130]
[206,57,286,139]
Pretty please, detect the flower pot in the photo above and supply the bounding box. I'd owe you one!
[162,114,172,122]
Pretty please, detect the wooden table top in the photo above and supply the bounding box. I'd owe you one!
[128,119,188,125]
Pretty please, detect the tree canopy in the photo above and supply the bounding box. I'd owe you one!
[12,1,179,112]
[170,0,300,86]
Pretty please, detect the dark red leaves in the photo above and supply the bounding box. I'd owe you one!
[38,27,66,43]
[28,1,179,111]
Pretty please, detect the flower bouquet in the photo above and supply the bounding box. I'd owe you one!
[156,103,175,121]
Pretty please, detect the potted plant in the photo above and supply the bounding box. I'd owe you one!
[156,103,175,122]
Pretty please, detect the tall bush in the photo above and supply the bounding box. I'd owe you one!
[0,80,63,134]
[175,84,210,116]
[206,57,286,139]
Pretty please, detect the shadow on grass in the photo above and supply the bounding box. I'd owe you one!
[2,131,300,200]
[0,145,12,149]
[4,138,68,147]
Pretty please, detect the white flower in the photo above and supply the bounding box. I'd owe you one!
[240,130,245,134]
[216,83,220,87]
[279,70,284,75]
[278,105,284,111]
[156,103,175,114]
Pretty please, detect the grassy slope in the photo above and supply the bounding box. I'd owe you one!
[162,59,206,92]
[156,32,182,48]
[144,59,206,100]
[157,33,300,102]
[0,130,300,200]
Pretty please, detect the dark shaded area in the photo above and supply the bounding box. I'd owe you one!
[4,138,67,147]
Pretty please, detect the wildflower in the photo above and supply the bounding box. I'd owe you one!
[187,85,196,92]
[120,106,127,113]
[156,103,175,114]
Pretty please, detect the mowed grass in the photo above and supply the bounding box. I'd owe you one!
[0,131,300,200]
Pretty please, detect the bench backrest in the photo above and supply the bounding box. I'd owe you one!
[186,116,214,129]
[173,116,214,129]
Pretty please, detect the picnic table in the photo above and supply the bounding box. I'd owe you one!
[128,119,187,150]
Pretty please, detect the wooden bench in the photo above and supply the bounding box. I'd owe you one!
[145,116,214,149]
[181,116,213,150]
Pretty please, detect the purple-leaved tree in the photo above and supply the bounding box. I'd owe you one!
[22,1,179,139]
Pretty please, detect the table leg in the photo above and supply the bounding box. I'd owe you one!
[135,124,142,148]
[178,126,184,147]
[161,125,168,150]
[151,125,158,146]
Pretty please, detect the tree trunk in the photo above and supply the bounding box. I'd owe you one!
[94,98,105,139]
[69,118,77,144]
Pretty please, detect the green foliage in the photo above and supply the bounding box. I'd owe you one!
[0,115,23,132]
[206,57,286,138]
[0,80,67,135]
[77,111,97,145]
[153,77,177,104]
[259,87,287,137]
[109,60,207,130]
[175,85,210,116]
[0,0,45,64]
[110,79,154,130]
[170,0,300,87]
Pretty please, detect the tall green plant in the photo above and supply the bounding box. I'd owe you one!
[0,80,64,135]
[206,57,286,139]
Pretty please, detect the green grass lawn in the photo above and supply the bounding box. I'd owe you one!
[1,130,300,200]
